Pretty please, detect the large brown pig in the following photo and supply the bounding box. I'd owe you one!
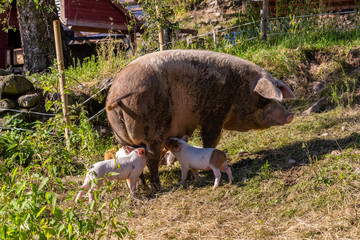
[106,50,295,190]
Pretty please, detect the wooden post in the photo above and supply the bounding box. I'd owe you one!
[53,20,70,148]
[261,0,269,41]
[133,30,137,53]
[171,28,175,48]
[213,29,217,48]
[164,28,169,48]
[130,29,137,55]
[156,1,165,51]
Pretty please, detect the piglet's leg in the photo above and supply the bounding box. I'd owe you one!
[126,179,131,189]
[225,166,233,184]
[89,178,103,202]
[220,163,233,184]
[75,177,89,203]
[191,168,200,180]
[180,165,189,186]
[129,176,138,197]
[211,167,221,189]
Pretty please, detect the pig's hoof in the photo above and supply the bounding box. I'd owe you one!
[150,182,163,192]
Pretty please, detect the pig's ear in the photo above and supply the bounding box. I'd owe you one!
[124,146,134,154]
[173,143,181,152]
[253,78,283,101]
[276,80,296,99]
[181,135,189,142]
[137,148,145,157]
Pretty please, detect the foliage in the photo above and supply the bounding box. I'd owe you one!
[0,109,137,238]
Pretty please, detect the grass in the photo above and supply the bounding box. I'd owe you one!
[1,9,360,238]
[115,107,360,239]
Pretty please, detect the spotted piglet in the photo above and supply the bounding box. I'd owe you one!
[75,147,147,202]
[165,137,233,189]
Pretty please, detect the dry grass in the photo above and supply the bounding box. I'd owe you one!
[67,106,360,239]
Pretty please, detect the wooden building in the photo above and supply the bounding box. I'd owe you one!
[0,0,144,69]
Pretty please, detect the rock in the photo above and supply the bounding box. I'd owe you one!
[0,74,35,96]
[214,12,221,18]
[210,19,219,26]
[199,1,206,8]
[19,105,45,122]
[0,69,11,76]
[287,159,296,165]
[346,48,360,68]
[330,150,341,156]
[206,9,215,13]
[45,92,60,102]
[312,81,325,95]
[18,93,41,108]
[97,126,113,138]
[0,99,17,114]
[302,98,328,116]
[94,76,113,91]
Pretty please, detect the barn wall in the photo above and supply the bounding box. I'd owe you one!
[62,0,127,26]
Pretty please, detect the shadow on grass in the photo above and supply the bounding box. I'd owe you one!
[149,132,359,196]
[230,132,360,183]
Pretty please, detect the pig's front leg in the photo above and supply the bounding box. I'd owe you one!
[201,123,222,148]
[146,144,163,191]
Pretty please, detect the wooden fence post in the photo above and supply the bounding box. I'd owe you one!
[130,29,137,55]
[156,1,165,51]
[261,0,269,41]
[213,29,216,48]
[53,20,70,148]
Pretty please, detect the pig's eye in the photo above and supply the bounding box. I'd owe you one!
[257,97,271,108]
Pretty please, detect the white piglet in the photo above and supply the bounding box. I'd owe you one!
[165,137,233,189]
[75,147,147,202]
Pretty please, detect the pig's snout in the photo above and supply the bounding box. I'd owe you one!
[265,110,294,127]
[286,113,294,124]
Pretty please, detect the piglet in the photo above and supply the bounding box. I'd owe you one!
[165,137,233,189]
[75,147,147,202]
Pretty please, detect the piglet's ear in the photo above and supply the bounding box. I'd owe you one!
[253,78,283,101]
[137,148,145,157]
[124,146,135,154]
[173,143,181,152]
[181,135,189,142]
